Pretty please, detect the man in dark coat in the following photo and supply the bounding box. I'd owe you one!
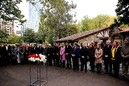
[71,43,80,70]
[65,42,72,69]
[89,43,95,72]
[103,40,112,73]
[0,44,6,65]
[3,44,12,65]
[46,44,53,66]
[54,43,60,66]
[79,43,89,71]
[37,44,45,54]
[28,45,33,54]
[52,44,57,66]
[32,44,39,54]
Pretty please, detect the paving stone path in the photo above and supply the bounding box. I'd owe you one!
[0,64,129,86]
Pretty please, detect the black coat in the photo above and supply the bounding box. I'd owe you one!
[89,47,95,60]
[54,46,60,56]
[71,46,80,57]
[32,47,39,54]
[79,47,88,59]
[37,47,44,54]
[46,47,53,56]
[65,45,72,55]
[103,45,112,58]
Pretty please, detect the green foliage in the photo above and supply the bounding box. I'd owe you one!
[38,15,52,43]
[0,0,25,22]
[64,24,79,36]
[79,15,115,31]
[94,15,115,28]
[119,24,129,28]
[79,16,93,31]
[0,29,9,43]
[39,0,76,43]
[8,35,22,44]
[0,29,22,43]
[115,0,129,25]
[22,29,36,43]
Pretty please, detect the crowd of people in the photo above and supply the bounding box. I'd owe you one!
[0,37,129,79]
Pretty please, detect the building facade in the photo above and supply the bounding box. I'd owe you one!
[0,20,14,35]
[13,0,29,36]
[56,27,129,45]
[27,0,42,32]
[0,0,42,36]
[13,0,42,36]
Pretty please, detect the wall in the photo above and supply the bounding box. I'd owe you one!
[77,28,111,44]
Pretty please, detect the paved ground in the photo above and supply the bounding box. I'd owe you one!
[0,64,129,86]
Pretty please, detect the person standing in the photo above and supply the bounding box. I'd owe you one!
[52,44,57,66]
[110,41,122,77]
[103,40,112,73]
[60,43,66,68]
[38,44,44,54]
[0,44,6,65]
[71,42,80,70]
[16,44,22,64]
[65,42,72,69]
[4,44,12,65]
[79,43,89,71]
[32,44,38,54]
[121,37,129,79]
[89,43,95,72]
[95,42,103,73]
[23,44,29,64]
[54,43,60,66]
[46,44,53,66]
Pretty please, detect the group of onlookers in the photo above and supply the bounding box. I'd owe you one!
[0,44,24,65]
[0,44,45,65]
[0,37,129,79]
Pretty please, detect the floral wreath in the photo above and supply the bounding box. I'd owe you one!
[28,54,47,63]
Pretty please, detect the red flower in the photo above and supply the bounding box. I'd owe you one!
[28,54,40,59]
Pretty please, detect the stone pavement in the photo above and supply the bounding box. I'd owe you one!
[0,64,129,86]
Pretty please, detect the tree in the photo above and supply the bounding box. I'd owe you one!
[0,29,9,43]
[39,0,76,42]
[115,0,129,25]
[0,0,25,22]
[8,35,22,44]
[119,24,129,28]
[64,24,79,36]
[93,15,115,28]
[38,15,52,43]
[79,15,115,32]
[22,29,36,43]
[79,16,94,31]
